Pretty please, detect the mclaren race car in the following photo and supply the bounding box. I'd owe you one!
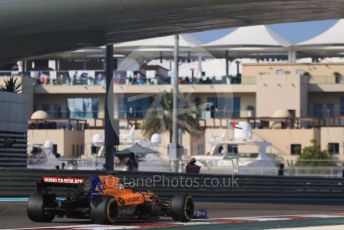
[27,175,194,224]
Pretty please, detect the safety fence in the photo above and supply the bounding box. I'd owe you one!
[1,169,344,201]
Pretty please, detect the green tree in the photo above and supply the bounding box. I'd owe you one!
[141,92,201,143]
[1,77,21,93]
[296,139,337,167]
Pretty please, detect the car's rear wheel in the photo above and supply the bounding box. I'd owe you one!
[90,196,118,224]
[171,194,194,222]
[27,192,55,222]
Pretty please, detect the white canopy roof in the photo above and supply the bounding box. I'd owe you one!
[204,25,290,48]
[298,20,344,46]
[114,34,202,51]
[113,34,211,61]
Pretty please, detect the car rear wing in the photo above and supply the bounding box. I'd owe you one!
[37,176,86,189]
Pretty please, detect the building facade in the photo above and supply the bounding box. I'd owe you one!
[5,62,344,163]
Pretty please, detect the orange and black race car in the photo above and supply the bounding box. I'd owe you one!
[27,175,194,224]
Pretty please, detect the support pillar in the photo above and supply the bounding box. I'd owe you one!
[104,45,118,172]
[288,47,296,63]
[236,61,240,75]
[225,51,229,77]
[171,35,180,172]
[172,34,179,150]
[197,52,203,77]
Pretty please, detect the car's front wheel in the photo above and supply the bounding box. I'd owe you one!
[171,194,194,222]
[90,196,118,224]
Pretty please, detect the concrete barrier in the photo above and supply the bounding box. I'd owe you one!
[1,169,344,200]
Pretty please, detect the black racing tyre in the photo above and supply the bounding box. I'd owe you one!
[151,199,162,218]
[90,196,118,224]
[171,194,194,222]
[27,192,55,222]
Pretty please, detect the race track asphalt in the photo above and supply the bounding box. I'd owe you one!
[1,201,344,229]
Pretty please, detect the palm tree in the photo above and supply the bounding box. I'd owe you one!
[1,77,21,93]
[141,91,201,143]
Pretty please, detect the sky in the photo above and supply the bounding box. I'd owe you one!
[193,19,338,44]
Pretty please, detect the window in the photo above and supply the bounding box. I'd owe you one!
[72,144,76,157]
[328,143,340,155]
[326,103,334,117]
[340,96,344,115]
[197,145,204,155]
[67,98,99,119]
[228,145,238,155]
[288,110,296,117]
[276,69,285,75]
[335,73,342,84]
[207,97,241,119]
[291,144,302,155]
[41,104,50,113]
[296,69,305,76]
[233,97,241,118]
[119,96,153,119]
[54,104,62,118]
[80,145,84,157]
[313,103,323,118]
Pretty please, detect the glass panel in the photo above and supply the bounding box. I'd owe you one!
[206,97,240,118]
[326,103,334,117]
[328,143,339,155]
[67,98,99,119]
[313,103,323,118]
[291,144,302,155]
[119,96,153,119]
[340,96,344,115]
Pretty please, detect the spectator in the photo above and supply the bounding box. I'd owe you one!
[186,158,201,174]
[128,107,134,118]
[128,76,133,85]
[126,153,139,172]
[135,72,144,85]
[204,77,212,84]
[39,72,49,85]
[95,73,105,85]
[72,71,78,85]
[217,145,225,155]
[212,76,216,84]
[185,77,190,84]
[61,162,66,170]
[57,74,65,85]
[67,74,72,85]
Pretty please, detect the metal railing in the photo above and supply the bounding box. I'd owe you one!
[308,75,344,84]
[23,156,344,178]
[290,167,344,178]
[28,118,88,131]
[26,114,344,130]
[4,71,344,85]
[0,70,257,86]
[2,169,344,199]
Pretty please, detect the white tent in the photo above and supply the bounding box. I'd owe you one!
[205,25,290,49]
[114,34,210,77]
[298,20,344,47]
[114,34,203,53]
[203,25,291,72]
[204,25,292,64]
[296,20,344,58]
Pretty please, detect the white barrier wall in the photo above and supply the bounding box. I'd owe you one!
[0,91,29,168]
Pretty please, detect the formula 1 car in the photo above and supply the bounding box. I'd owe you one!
[27,175,194,224]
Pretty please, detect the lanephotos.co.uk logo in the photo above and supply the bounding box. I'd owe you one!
[121,175,239,189]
